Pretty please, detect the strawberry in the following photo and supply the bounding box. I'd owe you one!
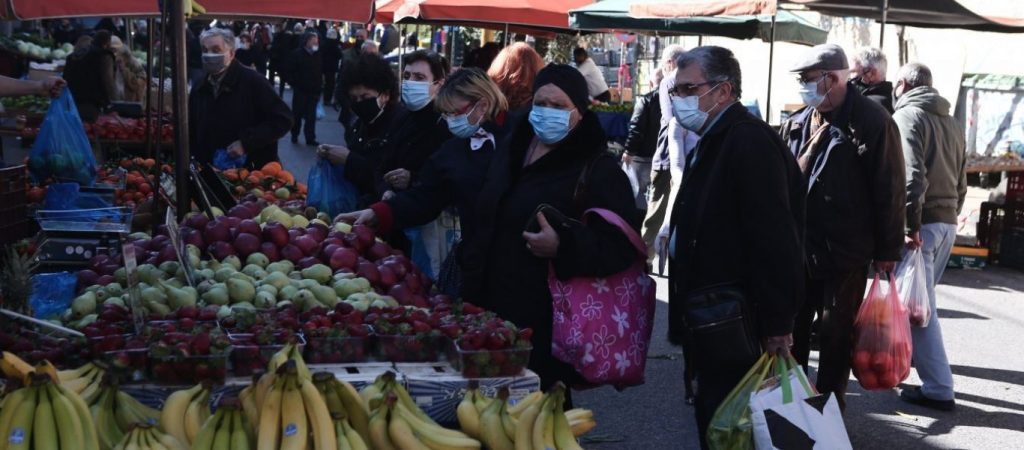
[411,321,432,334]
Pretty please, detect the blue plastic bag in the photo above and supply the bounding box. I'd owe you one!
[29,272,77,320]
[43,183,113,210]
[306,158,358,217]
[316,101,326,120]
[213,148,248,170]
[27,88,97,185]
[404,227,436,280]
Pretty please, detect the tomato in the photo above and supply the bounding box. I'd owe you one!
[878,371,899,389]
[870,352,892,373]
[857,371,879,390]
[853,350,872,372]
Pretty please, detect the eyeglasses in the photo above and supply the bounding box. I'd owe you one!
[441,101,478,120]
[796,73,827,84]
[669,81,719,97]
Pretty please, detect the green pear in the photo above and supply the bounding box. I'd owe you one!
[288,271,303,280]
[71,291,97,318]
[216,305,233,320]
[278,285,299,301]
[231,302,256,313]
[265,262,291,274]
[160,280,197,310]
[141,286,167,305]
[201,284,230,305]
[227,278,256,303]
[113,268,127,285]
[73,313,98,328]
[94,288,110,302]
[103,297,126,309]
[162,278,184,289]
[294,289,316,308]
[246,253,270,268]
[214,267,236,283]
[137,264,162,285]
[256,284,279,297]
[262,272,291,290]
[299,279,321,290]
[300,264,332,284]
[310,285,339,307]
[144,300,171,317]
[222,255,242,271]
[254,291,277,309]
[242,264,266,279]
[159,261,180,275]
[260,204,282,223]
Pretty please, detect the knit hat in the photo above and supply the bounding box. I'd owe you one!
[534,64,590,113]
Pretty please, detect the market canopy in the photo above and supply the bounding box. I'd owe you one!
[5,0,375,22]
[375,0,593,29]
[629,0,777,18]
[786,0,1024,33]
[569,0,827,46]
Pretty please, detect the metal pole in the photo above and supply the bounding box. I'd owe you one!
[170,2,191,219]
[151,16,168,236]
[126,18,134,51]
[504,23,509,47]
[880,0,889,48]
[145,19,154,159]
[766,13,777,123]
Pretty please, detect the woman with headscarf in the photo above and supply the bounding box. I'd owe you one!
[461,65,641,393]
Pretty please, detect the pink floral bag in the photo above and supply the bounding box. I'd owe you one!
[549,208,657,389]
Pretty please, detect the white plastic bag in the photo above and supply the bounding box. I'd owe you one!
[751,355,852,450]
[896,248,931,327]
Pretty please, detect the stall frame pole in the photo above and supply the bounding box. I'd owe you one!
[766,12,777,123]
[170,2,191,219]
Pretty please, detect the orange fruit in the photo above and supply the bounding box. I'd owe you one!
[262,162,282,176]
[143,158,156,168]
[278,171,295,184]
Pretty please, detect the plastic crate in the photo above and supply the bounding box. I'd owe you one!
[1001,227,1024,270]
[977,202,1024,263]
[1008,172,1024,204]
[0,165,26,193]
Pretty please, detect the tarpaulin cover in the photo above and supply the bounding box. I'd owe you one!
[788,0,1024,33]
[8,0,374,22]
[376,0,593,29]
[629,0,777,18]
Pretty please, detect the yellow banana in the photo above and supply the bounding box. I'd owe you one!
[290,345,312,383]
[0,352,34,385]
[569,417,597,438]
[387,412,431,450]
[299,375,336,450]
[212,410,232,450]
[514,398,543,450]
[508,391,543,418]
[368,406,398,450]
[191,0,207,15]
[358,381,383,412]
[256,376,284,450]
[531,395,552,450]
[480,394,514,450]
[267,344,291,375]
[4,384,37,450]
[334,417,353,450]
[156,428,189,450]
[33,382,59,450]
[239,386,260,436]
[279,376,309,450]
[79,375,103,405]
[342,419,369,450]
[501,408,518,442]
[183,389,209,445]
[254,372,276,411]
[456,390,481,439]
[473,393,493,415]
[97,389,126,450]
[316,375,346,415]
[392,404,480,450]
[34,361,60,385]
[393,383,435,424]
[552,394,583,450]
[62,369,97,397]
[159,383,203,446]
[48,383,85,450]
[58,362,96,382]
[0,385,31,448]
[192,408,222,450]
[57,383,101,450]
[229,409,250,450]
[333,378,370,443]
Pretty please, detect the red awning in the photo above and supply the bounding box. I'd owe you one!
[629,0,777,19]
[376,0,593,29]
[7,0,374,22]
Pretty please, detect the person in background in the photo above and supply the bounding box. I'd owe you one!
[573,47,610,103]
[666,46,805,449]
[186,23,206,88]
[321,27,343,109]
[783,44,906,411]
[287,31,323,146]
[63,29,116,122]
[71,35,93,56]
[460,64,640,393]
[621,67,662,214]
[334,68,511,292]
[893,62,966,412]
[319,53,402,207]
[487,42,546,110]
[251,22,272,77]
[233,33,256,68]
[361,41,379,55]
[188,28,292,170]
[109,36,147,104]
[850,47,894,113]
[269,22,300,96]
[51,19,79,46]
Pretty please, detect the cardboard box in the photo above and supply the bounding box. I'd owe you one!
[309,362,399,391]
[947,246,988,269]
[396,363,540,425]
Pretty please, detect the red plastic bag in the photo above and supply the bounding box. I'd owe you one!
[851,273,913,390]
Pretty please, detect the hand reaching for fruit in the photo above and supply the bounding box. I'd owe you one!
[522,212,560,259]
[318,144,350,165]
[384,168,411,190]
[39,76,65,97]
[335,209,378,227]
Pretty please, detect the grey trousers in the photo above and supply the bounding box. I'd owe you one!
[641,169,672,263]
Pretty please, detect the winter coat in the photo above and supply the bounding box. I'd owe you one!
[852,78,895,114]
[461,110,641,388]
[892,86,968,231]
[63,45,116,120]
[343,103,404,207]
[667,102,805,344]
[781,84,906,277]
[321,39,343,74]
[188,60,294,170]
[374,101,453,197]
[287,48,323,94]
[624,89,661,159]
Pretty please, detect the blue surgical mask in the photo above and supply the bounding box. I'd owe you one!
[799,78,831,109]
[402,80,433,111]
[446,103,481,138]
[529,106,575,144]
[671,83,721,133]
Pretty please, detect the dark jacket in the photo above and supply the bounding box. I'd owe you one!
[343,103,403,206]
[461,110,641,388]
[781,85,906,277]
[374,101,453,197]
[63,45,116,119]
[852,78,895,114]
[234,48,256,68]
[624,89,661,159]
[287,48,323,94]
[270,31,295,67]
[892,86,967,231]
[667,103,805,344]
[321,39,343,74]
[188,60,294,170]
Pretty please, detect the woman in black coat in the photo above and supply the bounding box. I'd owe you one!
[461,65,642,390]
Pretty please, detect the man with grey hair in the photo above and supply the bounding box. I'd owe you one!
[783,43,906,410]
[666,46,804,449]
[892,62,964,411]
[189,27,292,170]
[850,47,894,112]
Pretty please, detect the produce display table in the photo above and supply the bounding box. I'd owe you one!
[595,110,631,144]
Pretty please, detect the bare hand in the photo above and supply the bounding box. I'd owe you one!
[318,144,350,165]
[39,77,65,98]
[384,168,411,190]
[522,212,560,259]
[621,153,633,164]
[875,260,898,273]
[382,190,396,201]
[227,140,245,157]
[906,231,922,250]
[334,209,377,226]
[763,334,793,355]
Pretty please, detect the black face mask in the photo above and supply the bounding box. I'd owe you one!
[351,97,383,123]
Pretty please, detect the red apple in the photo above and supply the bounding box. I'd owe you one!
[357,262,380,286]
[234,233,261,258]
[353,225,375,249]
[208,241,235,260]
[184,212,210,230]
[281,244,304,263]
[293,235,319,257]
[322,244,343,258]
[203,220,231,243]
[262,222,289,248]
[367,242,392,262]
[378,265,398,287]
[305,225,327,243]
[260,242,281,261]
[297,257,321,270]
[236,219,261,236]
[228,204,255,220]
[329,247,358,271]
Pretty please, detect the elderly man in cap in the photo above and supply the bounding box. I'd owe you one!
[781,43,906,410]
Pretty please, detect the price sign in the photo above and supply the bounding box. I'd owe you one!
[121,241,145,333]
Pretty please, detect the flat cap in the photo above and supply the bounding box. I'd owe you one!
[791,44,849,72]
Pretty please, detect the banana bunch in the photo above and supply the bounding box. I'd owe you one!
[312,372,370,447]
[514,383,590,450]
[267,342,313,383]
[109,424,187,450]
[158,382,212,447]
[192,398,252,450]
[458,383,597,450]
[58,362,108,403]
[1,352,47,385]
[0,372,100,450]
[255,361,336,450]
[89,379,162,449]
[358,372,481,450]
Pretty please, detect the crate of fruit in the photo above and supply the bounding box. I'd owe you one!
[228,330,305,377]
[450,340,532,378]
[147,327,231,384]
[374,333,447,363]
[303,323,373,364]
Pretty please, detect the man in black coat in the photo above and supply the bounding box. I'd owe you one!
[63,30,116,122]
[189,28,293,171]
[320,28,343,108]
[782,44,906,410]
[666,46,805,450]
[621,75,661,213]
[288,32,324,146]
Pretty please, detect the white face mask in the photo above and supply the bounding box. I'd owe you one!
[671,84,721,133]
[799,76,833,109]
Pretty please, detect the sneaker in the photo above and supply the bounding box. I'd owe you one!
[900,387,955,411]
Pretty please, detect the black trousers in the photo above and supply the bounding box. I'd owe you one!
[291,90,319,142]
[792,267,868,411]
[323,72,337,106]
[694,362,748,450]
